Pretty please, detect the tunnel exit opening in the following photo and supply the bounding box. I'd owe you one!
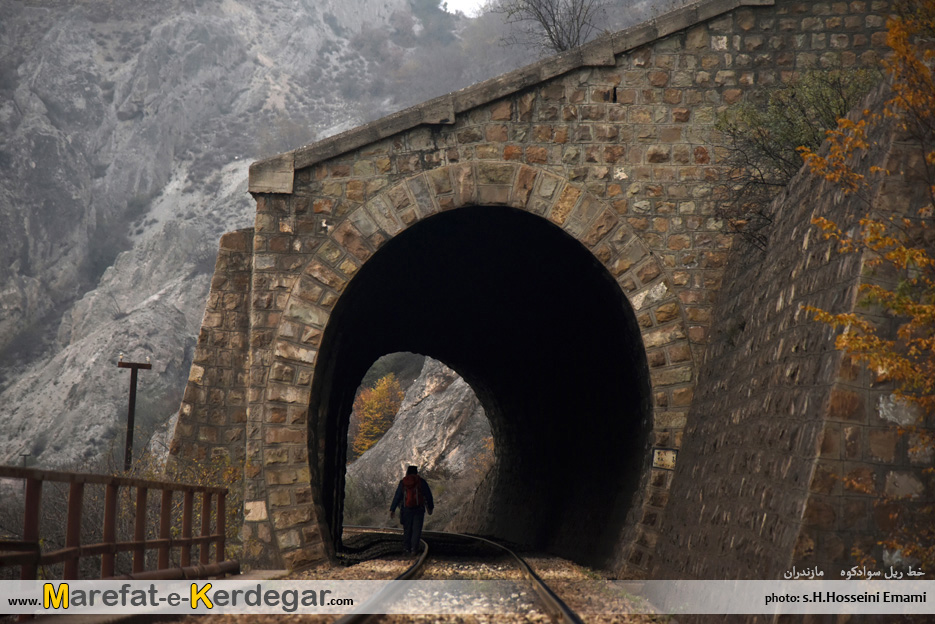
[342,352,495,531]
[308,205,652,569]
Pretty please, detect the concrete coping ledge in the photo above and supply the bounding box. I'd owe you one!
[248,0,775,194]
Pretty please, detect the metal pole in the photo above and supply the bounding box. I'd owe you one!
[118,360,152,472]
[125,366,138,472]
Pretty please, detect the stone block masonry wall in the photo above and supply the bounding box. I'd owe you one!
[243,193,331,570]
[652,167,864,580]
[797,126,935,576]
[174,0,896,572]
[652,89,932,582]
[170,229,252,468]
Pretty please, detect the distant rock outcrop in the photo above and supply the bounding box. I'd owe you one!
[344,357,493,529]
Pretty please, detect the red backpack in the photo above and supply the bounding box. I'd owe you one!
[403,476,424,508]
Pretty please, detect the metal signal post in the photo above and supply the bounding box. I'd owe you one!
[118,359,152,472]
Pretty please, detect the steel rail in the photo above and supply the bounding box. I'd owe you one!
[337,526,585,624]
[333,528,428,624]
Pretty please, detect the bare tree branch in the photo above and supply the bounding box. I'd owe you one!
[493,0,609,52]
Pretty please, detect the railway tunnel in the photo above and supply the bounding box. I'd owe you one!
[309,205,653,568]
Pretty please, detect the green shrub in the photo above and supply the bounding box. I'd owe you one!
[715,67,880,249]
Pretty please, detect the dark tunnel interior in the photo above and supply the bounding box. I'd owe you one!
[307,205,652,568]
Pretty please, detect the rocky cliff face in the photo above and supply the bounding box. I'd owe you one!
[0,0,418,467]
[344,357,493,529]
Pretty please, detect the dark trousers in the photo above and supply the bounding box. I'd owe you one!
[400,507,425,553]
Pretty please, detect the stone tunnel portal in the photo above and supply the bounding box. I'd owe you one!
[309,205,652,568]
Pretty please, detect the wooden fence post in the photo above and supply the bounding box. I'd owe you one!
[63,482,84,579]
[101,483,118,577]
[181,490,194,567]
[133,487,148,573]
[200,492,212,565]
[217,492,226,563]
[21,478,41,581]
[158,489,172,570]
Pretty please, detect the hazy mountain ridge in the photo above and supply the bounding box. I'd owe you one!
[0,0,415,466]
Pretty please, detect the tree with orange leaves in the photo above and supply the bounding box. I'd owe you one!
[351,374,405,460]
[800,0,935,569]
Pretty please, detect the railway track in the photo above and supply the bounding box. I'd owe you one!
[336,526,586,624]
[181,528,658,623]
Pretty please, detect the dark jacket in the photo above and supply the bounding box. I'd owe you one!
[390,474,434,514]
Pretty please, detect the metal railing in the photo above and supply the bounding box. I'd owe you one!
[0,465,239,581]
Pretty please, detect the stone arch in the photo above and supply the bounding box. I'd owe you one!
[255,162,696,572]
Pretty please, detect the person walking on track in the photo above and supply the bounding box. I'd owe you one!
[390,465,434,555]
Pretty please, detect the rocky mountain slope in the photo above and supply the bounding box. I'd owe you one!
[344,357,493,529]
[0,0,448,467]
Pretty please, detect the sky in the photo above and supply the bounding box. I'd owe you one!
[443,0,488,17]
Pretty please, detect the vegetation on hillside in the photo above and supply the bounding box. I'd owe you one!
[715,68,879,249]
[494,0,610,52]
[343,1,538,116]
[339,0,684,124]
[346,352,424,461]
[359,352,425,390]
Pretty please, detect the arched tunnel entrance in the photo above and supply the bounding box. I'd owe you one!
[308,205,652,568]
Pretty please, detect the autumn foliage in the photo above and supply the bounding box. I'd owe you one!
[351,374,405,459]
[800,0,935,569]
